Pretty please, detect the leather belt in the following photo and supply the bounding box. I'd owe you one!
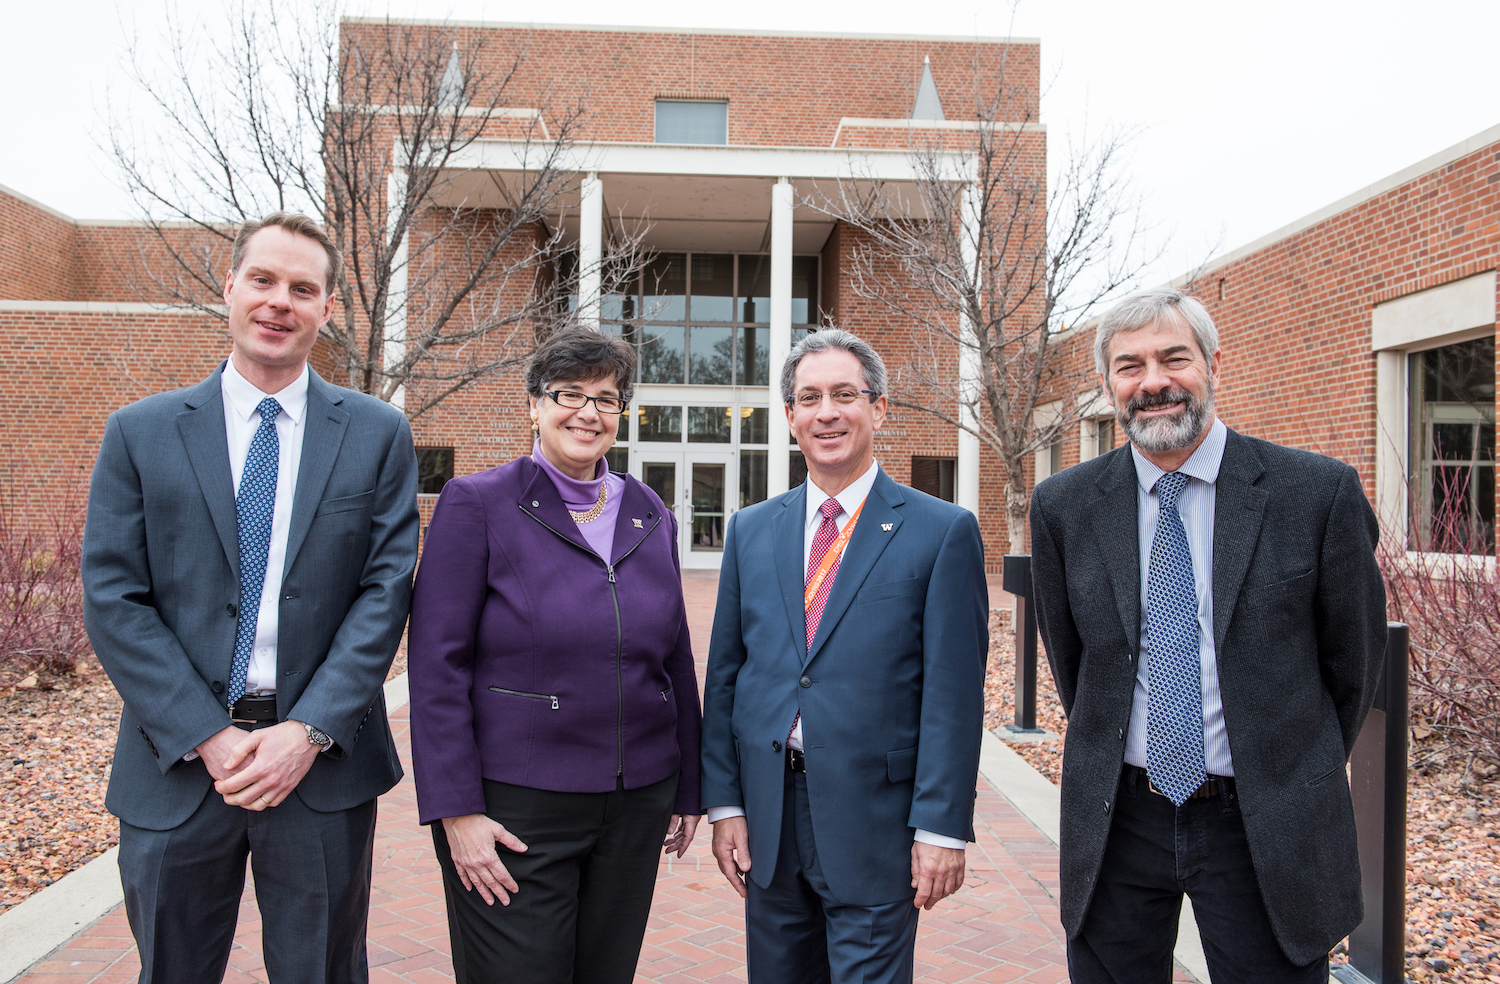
[786,748,806,773]
[1123,764,1234,802]
[230,693,278,723]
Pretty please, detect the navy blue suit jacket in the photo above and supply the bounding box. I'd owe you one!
[701,468,988,906]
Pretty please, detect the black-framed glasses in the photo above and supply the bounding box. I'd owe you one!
[784,388,880,410]
[545,390,629,415]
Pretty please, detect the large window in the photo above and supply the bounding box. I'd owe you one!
[1408,336,1495,554]
[599,252,818,386]
[911,456,956,501]
[654,100,728,145]
[416,447,454,495]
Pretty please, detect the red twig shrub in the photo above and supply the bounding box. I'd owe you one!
[0,476,89,683]
[1381,476,1500,763]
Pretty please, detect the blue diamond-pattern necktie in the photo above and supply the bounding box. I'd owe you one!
[227,397,282,708]
[1145,471,1207,806]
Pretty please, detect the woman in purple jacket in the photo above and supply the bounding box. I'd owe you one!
[408,328,702,984]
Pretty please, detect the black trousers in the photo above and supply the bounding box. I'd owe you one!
[432,774,678,984]
[117,783,378,984]
[1068,768,1329,984]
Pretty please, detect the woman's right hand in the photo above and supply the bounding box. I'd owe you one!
[441,813,528,906]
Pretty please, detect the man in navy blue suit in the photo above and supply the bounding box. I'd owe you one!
[701,329,989,984]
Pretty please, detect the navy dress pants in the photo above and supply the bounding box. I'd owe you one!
[744,768,920,984]
[1068,767,1329,984]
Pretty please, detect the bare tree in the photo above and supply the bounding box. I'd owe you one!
[106,0,637,416]
[810,64,1163,553]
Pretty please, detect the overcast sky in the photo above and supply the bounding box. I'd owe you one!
[4,0,1494,286]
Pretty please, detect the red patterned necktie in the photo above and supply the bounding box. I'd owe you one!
[790,497,845,746]
[805,497,845,648]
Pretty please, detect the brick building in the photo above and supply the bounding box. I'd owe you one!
[1033,124,1498,558]
[1,19,1494,564]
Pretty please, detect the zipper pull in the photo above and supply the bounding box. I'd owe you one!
[550,695,559,710]
[607,564,616,584]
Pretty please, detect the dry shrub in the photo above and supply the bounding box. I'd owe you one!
[1382,479,1500,764]
[0,476,89,684]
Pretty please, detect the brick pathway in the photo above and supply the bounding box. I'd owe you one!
[16,571,1078,984]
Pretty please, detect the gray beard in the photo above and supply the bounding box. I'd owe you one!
[1118,384,1214,454]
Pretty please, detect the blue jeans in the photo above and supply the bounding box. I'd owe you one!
[1068,767,1329,984]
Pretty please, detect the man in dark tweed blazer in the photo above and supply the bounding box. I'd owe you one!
[1030,287,1386,982]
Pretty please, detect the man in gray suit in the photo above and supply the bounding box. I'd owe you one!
[1029,288,1386,983]
[83,213,418,982]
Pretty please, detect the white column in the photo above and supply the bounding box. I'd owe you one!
[1374,349,1408,545]
[578,172,604,330]
[956,183,981,516]
[385,170,408,411]
[767,178,795,497]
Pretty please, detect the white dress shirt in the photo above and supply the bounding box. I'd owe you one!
[709,460,963,849]
[1125,417,1234,777]
[221,359,309,696]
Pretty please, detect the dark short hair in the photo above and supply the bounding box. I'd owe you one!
[231,212,342,296]
[526,328,636,404]
[779,327,888,403]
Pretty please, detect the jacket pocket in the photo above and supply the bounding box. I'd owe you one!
[887,747,918,783]
[855,576,921,607]
[315,489,375,516]
[489,686,560,710]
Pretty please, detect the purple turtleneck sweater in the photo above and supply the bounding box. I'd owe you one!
[531,440,627,563]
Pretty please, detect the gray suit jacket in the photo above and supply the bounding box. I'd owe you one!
[1029,428,1386,965]
[83,365,419,830]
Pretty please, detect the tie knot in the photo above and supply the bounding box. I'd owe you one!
[819,498,843,521]
[256,398,283,424]
[1156,471,1189,508]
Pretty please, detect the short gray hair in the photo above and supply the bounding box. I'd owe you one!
[1094,288,1219,379]
[779,328,888,403]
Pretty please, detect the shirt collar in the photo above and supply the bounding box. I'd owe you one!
[806,459,881,525]
[221,358,309,425]
[1131,417,1228,494]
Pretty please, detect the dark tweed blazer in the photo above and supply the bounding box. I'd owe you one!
[1029,427,1386,965]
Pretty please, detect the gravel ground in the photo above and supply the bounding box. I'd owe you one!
[982,606,1500,982]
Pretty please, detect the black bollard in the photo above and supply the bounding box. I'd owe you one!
[1001,554,1045,734]
[1334,622,1410,984]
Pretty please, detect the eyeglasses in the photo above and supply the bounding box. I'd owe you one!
[545,390,628,415]
[785,389,880,410]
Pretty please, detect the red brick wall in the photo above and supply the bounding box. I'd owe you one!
[0,191,76,301]
[341,20,1040,146]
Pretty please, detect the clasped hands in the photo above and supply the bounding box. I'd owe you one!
[195,721,321,811]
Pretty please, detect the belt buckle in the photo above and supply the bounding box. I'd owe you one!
[787,748,806,773]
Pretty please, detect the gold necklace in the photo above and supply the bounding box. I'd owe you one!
[569,481,609,523]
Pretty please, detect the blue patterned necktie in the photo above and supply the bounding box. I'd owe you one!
[227,397,282,708]
[1145,471,1207,806]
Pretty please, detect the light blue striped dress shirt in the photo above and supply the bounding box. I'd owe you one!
[1124,417,1234,777]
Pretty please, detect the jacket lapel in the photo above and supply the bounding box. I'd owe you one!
[1211,430,1267,652]
[282,372,350,574]
[774,483,809,656]
[607,479,664,562]
[1085,449,1143,655]
[805,470,903,665]
[517,458,597,556]
[176,367,240,576]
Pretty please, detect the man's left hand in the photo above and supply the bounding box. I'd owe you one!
[911,842,966,910]
[214,721,321,810]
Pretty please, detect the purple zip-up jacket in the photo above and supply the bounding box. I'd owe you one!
[408,455,702,822]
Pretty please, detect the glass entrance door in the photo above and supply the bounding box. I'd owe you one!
[632,450,736,569]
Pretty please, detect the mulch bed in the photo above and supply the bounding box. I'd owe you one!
[982,606,1500,981]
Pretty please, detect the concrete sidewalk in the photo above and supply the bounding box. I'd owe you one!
[4,571,1193,983]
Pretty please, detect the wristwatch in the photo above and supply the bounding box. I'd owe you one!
[303,723,333,749]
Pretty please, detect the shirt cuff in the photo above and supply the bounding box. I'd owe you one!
[914,829,966,849]
[707,806,746,823]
